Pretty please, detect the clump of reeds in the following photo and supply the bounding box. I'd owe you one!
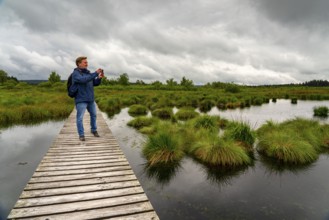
[139,126,156,135]
[143,131,184,165]
[291,97,298,104]
[257,129,318,164]
[127,116,155,129]
[192,115,219,131]
[175,107,199,121]
[189,131,251,166]
[313,106,328,117]
[128,104,148,116]
[252,97,263,105]
[256,119,322,164]
[224,121,255,151]
[97,97,121,117]
[151,107,173,120]
[198,99,215,112]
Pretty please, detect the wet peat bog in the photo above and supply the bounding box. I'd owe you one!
[104,100,329,220]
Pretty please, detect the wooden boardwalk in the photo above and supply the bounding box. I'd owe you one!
[8,108,159,220]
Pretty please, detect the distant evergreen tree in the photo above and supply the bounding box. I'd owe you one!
[166,78,178,87]
[180,76,193,88]
[48,71,61,84]
[0,69,9,84]
[302,80,329,87]
[117,73,129,85]
[136,79,145,85]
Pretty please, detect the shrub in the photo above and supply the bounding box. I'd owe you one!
[224,84,241,93]
[313,106,328,117]
[38,82,52,88]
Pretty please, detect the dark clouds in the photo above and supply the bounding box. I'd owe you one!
[0,0,328,84]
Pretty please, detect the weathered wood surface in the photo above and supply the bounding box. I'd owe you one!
[8,107,159,220]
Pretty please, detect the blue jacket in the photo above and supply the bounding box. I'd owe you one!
[72,68,101,103]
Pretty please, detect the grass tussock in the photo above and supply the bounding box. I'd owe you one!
[256,119,323,164]
[175,108,199,121]
[224,121,256,151]
[192,115,219,131]
[189,132,251,166]
[143,131,184,165]
[127,116,156,129]
[128,104,148,116]
[313,106,328,117]
[151,108,173,120]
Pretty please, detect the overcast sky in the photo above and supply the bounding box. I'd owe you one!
[1,0,329,85]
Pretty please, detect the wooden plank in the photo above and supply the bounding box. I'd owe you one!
[9,194,148,218]
[108,211,159,220]
[36,161,129,171]
[9,201,155,220]
[26,175,137,190]
[29,170,134,183]
[39,158,127,167]
[40,155,125,163]
[43,152,124,160]
[16,186,144,207]
[33,165,131,177]
[45,150,121,156]
[47,147,120,153]
[20,180,141,198]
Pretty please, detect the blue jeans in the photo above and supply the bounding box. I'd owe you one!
[76,101,97,137]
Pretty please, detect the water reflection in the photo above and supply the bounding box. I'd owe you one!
[259,154,316,175]
[143,161,182,186]
[0,121,64,220]
[209,99,329,129]
[103,103,329,220]
[196,158,251,187]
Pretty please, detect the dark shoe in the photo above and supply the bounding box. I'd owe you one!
[79,136,85,141]
[92,131,100,137]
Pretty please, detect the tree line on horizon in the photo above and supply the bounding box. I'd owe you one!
[1,69,329,88]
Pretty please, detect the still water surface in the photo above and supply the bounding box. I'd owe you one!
[104,100,329,220]
[0,121,64,220]
[1,100,329,219]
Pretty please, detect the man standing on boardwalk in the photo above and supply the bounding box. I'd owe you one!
[72,56,104,141]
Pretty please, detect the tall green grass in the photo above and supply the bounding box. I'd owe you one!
[128,104,148,116]
[127,116,156,129]
[256,119,323,164]
[224,121,255,151]
[175,108,199,121]
[143,131,184,165]
[313,106,328,117]
[188,131,251,166]
[0,87,73,128]
[151,107,173,120]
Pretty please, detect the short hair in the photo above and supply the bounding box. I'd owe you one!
[76,56,87,66]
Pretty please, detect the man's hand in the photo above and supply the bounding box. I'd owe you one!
[96,68,103,74]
